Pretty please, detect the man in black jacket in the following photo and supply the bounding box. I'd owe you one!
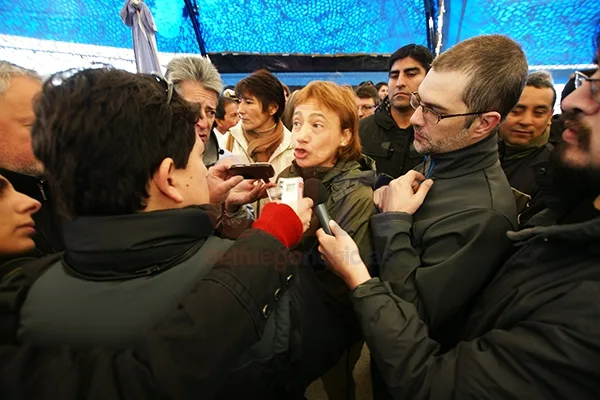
[359,45,433,178]
[499,71,556,205]
[318,34,600,399]
[9,67,348,398]
[1,204,313,400]
[0,61,64,255]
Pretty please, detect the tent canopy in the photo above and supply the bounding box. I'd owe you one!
[0,0,598,84]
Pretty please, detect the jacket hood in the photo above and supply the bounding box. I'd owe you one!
[508,214,600,253]
[62,205,218,278]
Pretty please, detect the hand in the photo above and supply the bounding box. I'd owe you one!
[317,221,372,290]
[286,197,313,233]
[207,160,244,205]
[224,180,276,213]
[373,185,387,210]
[380,170,434,215]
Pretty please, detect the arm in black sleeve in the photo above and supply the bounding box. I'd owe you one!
[372,209,513,328]
[352,279,600,400]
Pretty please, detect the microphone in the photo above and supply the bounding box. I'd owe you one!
[304,178,333,235]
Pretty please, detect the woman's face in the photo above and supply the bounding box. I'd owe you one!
[237,94,276,132]
[378,84,388,101]
[0,175,41,257]
[292,100,351,168]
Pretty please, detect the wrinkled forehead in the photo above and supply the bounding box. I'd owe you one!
[178,81,218,106]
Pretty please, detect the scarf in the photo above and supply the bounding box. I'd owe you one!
[502,126,551,161]
[243,121,285,162]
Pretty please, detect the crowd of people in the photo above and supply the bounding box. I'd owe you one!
[0,27,599,400]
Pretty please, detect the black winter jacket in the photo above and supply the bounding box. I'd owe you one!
[353,205,600,399]
[358,110,423,178]
[0,227,330,399]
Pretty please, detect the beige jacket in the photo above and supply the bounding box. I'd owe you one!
[227,122,295,216]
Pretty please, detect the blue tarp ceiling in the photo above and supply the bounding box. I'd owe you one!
[0,0,598,67]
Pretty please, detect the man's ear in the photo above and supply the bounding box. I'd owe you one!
[153,158,184,203]
[472,111,501,139]
[268,103,279,117]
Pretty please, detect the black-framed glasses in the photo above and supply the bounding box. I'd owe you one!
[409,91,486,125]
[574,71,600,104]
[152,73,173,104]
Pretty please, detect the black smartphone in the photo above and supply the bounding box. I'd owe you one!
[228,163,275,181]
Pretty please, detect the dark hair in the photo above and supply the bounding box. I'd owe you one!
[388,44,433,73]
[355,83,380,105]
[561,69,595,104]
[526,72,557,107]
[31,68,198,217]
[432,35,528,121]
[375,82,387,90]
[235,69,286,122]
[216,95,238,120]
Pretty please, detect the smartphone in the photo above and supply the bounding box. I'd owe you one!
[229,163,275,181]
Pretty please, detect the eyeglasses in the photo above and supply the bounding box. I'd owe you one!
[152,73,173,104]
[409,92,486,125]
[358,104,378,112]
[574,71,600,104]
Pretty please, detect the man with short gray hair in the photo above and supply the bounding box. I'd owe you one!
[166,56,262,239]
[166,56,224,167]
[0,61,64,254]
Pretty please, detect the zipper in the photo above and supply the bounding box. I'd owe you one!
[37,179,47,201]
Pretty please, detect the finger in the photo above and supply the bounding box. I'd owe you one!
[315,228,326,241]
[414,179,434,202]
[300,197,314,209]
[411,180,420,192]
[329,220,348,237]
[221,175,244,191]
[404,170,426,181]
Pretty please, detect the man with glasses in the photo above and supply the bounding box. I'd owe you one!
[354,83,380,119]
[325,35,526,399]
[318,32,600,399]
[166,56,262,239]
[359,44,433,178]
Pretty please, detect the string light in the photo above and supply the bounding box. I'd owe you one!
[435,0,445,57]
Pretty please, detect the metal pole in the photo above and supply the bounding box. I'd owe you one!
[183,0,207,56]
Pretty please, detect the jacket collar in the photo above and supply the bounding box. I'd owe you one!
[62,205,217,278]
[507,215,600,253]
[284,156,377,202]
[429,133,499,179]
[229,122,293,162]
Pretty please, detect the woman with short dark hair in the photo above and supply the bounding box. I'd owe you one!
[226,69,294,216]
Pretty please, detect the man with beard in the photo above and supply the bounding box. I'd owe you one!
[359,45,433,178]
[318,33,600,399]
[363,34,523,399]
